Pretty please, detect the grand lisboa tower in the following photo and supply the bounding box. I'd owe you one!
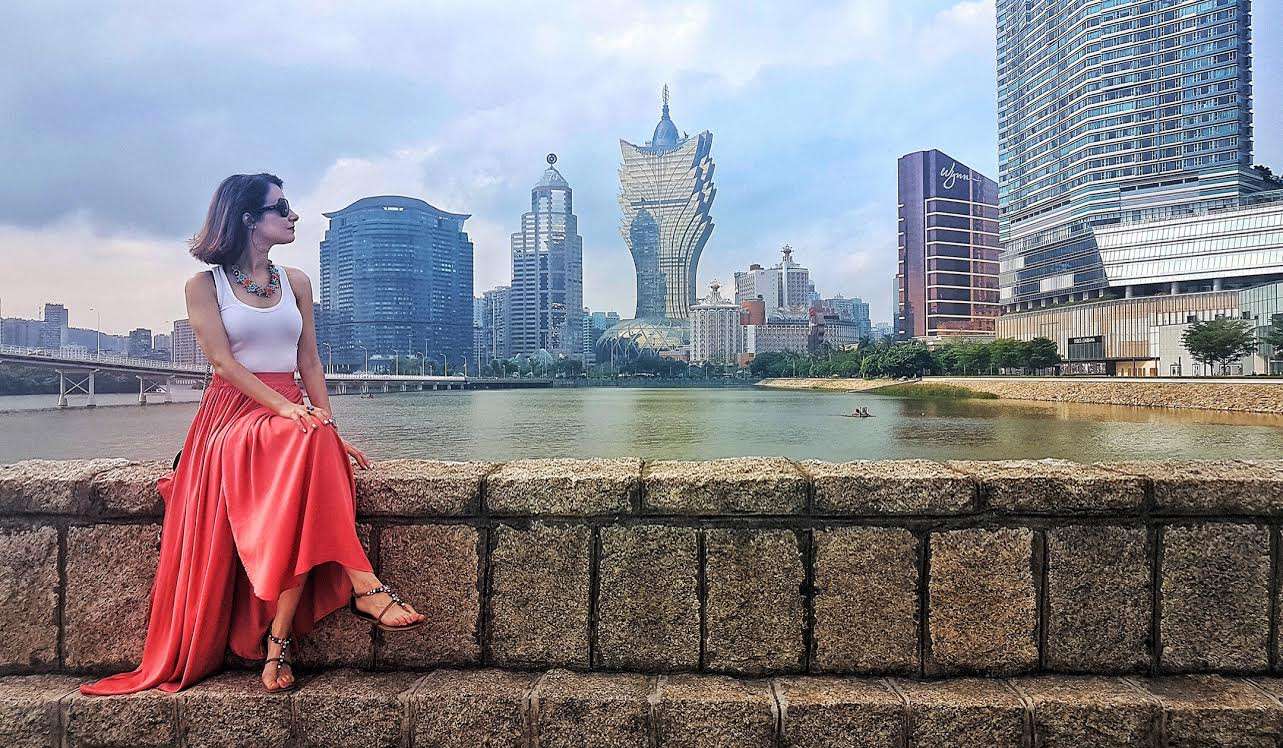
[598,85,716,361]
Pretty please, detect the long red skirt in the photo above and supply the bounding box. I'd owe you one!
[80,372,374,695]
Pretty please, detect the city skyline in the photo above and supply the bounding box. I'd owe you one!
[1,1,1280,336]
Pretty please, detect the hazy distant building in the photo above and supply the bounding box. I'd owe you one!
[128,328,153,358]
[689,282,743,365]
[172,318,208,367]
[40,303,68,349]
[743,319,808,355]
[818,295,871,340]
[509,155,584,359]
[599,86,715,360]
[319,196,474,369]
[734,245,813,320]
[2,317,44,347]
[896,149,999,339]
[480,285,512,361]
[152,333,172,355]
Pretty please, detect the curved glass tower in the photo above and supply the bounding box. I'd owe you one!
[601,86,716,359]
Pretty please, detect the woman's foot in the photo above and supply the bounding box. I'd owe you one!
[352,580,426,628]
[262,631,295,692]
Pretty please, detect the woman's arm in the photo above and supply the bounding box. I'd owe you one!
[288,267,331,413]
[185,271,322,432]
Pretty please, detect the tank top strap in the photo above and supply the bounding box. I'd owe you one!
[275,263,293,299]
[208,266,231,307]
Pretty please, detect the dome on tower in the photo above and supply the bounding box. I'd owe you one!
[650,84,680,149]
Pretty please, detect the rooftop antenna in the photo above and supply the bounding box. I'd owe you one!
[662,83,670,112]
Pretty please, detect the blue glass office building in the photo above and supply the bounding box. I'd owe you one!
[319,196,474,370]
[997,0,1264,310]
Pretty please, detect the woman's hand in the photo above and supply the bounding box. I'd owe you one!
[276,402,331,433]
[342,438,371,470]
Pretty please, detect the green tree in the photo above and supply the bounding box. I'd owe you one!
[1182,318,1256,374]
[1026,337,1062,372]
[956,342,991,375]
[988,338,1030,372]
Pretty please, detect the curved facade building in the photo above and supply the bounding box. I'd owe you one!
[318,196,474,370]
[600,86,716,360]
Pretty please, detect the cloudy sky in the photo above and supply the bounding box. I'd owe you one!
[2,0,1280,335]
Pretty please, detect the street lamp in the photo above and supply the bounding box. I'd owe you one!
[439,353,448,376]
[321,342,333,374]
[392,349,400,376]
[355,343,369,373]
[88,306,101,355]
[411,351,425,376]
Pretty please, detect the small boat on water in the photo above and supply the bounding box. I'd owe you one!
[843,408,874,418]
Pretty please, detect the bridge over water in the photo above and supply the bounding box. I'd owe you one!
[0,345,551,407]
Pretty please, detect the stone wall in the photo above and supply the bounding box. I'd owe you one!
[5,457,1283,681]
[761,375,1283,413]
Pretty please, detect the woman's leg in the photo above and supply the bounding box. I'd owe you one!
[263,585,303,690]
[345,568,426,627]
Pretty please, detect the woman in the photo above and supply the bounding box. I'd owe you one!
[81,173,425,696]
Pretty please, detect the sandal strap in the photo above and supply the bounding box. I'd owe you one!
[358,585,413,624]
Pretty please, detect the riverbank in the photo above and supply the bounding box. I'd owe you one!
[758,375,1283,413]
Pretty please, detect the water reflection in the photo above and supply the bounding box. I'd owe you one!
[1,386,1281,464]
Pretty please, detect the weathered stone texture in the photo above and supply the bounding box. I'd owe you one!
[487,458,639,515]
[295,523,373,668]
[487,523,591,668]
[1161,523,1269,672]
[0,525,59,669]
[927,527,1037,675]
[0,675,82,748]
[812,527,918,674]
[776,676,904,748]
[291,669,419,748]
[897,678,1026,747]
[533,669,653,747]
[1046,525,1151,672]
[1017,676,1156,748]
[654,673,777,747]
[62,687,179,747]
[1108,460,1283,514]
[0,458,130,514]
[87,461,168,516]
[597,525,699,671]
[923,376,1283,414]
[704,528,805,675]
[354,458,492,516]
[377,524,481,668]
[63,523,161,670]
[411,668,532,748]
[643,458,807,514]
[179,671,292,748]
[948,459,1146,513]
[1143,675,1283,748]
[803,460,976,514]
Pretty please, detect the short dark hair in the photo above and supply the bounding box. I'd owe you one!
[188,173,283,265]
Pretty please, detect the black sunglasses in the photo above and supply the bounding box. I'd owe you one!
[252,197,291,218]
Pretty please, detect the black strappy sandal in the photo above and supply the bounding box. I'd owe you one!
[262,632,298,693]
[348,584,426,632]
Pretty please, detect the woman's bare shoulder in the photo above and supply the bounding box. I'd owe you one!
[184,269,216,295]
[281,265,312,286]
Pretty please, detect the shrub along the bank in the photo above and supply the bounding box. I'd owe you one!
[750,337,1063,379]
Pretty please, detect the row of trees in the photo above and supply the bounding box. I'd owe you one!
[748,336,1064,379]
[1181,317,1283,374]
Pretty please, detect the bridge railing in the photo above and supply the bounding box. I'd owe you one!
[0,344,210,375]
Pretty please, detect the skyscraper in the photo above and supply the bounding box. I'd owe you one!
[480,285,511,361]
[319,196,474,369]
[896,150,1000,339]
[40,303,68,350]
[172,318,208,367]
[509,154,584,359]
[599,85,716,359]
[997,0,1262,310]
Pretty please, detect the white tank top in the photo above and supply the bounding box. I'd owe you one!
[209,265,303,373]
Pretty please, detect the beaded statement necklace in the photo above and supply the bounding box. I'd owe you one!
[229,261,280,298]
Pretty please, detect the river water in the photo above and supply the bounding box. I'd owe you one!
[1,385,1280,464]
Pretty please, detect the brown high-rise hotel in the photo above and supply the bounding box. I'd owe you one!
[895,149,1000,340]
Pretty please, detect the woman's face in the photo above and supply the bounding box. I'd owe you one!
[250,183,299,247]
